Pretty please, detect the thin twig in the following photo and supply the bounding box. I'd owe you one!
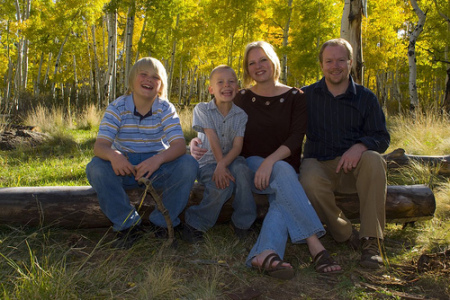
[138,178,174,247]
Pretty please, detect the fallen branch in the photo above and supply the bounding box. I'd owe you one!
[384,148,450,176]
[138,178,174,247]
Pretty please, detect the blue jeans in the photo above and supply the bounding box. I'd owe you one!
[244,156,325,267]
[185,156,256,231]
[86,153,198,231]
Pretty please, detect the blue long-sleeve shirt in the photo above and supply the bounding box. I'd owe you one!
[302,76,390,161]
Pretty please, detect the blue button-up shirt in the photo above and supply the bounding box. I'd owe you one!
[193,99,248,168]
[302,76,390,161]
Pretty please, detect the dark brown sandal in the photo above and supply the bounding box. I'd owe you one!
[253,253,295,280]
[313,250,343,274]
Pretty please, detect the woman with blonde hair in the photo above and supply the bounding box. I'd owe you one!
[191,42,341,279]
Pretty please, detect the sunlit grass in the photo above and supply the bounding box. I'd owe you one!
[177,105,196,144]
[387,112,450,155]
[0,108,449,298]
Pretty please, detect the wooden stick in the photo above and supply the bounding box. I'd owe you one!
[138,178,174,247]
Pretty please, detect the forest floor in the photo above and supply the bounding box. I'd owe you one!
[1,127,449,299]
[44,221,450,299]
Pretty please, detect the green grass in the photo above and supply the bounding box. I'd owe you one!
[0,106,449,299]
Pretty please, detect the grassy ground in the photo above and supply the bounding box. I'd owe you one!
[0,106,449,299]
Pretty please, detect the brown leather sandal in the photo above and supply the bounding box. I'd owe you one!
[252,253,295,280]
[313,250,343,274]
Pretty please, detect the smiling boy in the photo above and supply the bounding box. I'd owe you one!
[86,57,198,249]
[183,65,256,242]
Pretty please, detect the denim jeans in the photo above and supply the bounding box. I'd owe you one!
[185,156,256,231]
[244,156,325,266]
[86,153,198,231]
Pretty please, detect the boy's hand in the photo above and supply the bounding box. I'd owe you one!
[212,163,235,189]
[110,151,136,176]
[135,155,163,180]
[190,137,207,160]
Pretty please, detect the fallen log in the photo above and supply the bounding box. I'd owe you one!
[384,148,450,176]
[0,183,435,229]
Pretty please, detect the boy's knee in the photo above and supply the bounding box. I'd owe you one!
[86,157,110,177]
[229,159,251,175]
[178,154,199,176]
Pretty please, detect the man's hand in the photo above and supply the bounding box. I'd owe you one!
[190,137,207,160]
[336,143,368,173]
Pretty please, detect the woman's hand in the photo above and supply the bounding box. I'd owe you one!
[254,159,274,190]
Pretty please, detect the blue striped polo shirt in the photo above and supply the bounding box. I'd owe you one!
[97,94,185,153]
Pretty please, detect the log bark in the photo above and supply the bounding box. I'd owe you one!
[384,148,450,176]
[0,184,435,229]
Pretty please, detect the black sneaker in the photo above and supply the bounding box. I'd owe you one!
[112,225,145,249]
[360,237,384,269]
[149,223,183,239]
[182,223,204,243]
[149,224,169,238]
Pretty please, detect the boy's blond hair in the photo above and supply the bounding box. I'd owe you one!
[242,41,281,88]
[209,65,238,82]
[127,57,168,99]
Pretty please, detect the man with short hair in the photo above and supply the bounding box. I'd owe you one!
[300,38,390,269]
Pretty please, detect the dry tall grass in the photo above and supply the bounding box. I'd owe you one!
[177,106,196,143]
[387,111,450,155]
[24,104,103,134]
[1,107,449,299]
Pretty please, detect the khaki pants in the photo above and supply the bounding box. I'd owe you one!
[299,151,387,242]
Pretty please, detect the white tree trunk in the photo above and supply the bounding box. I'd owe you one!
[178,56,183,104]
[341,0,366,85]
[73,54,79,107]
[51,34,69,100]
[85,28,94,103]
[187,66,198,105]
[35,53,43,97]
[433,0,450,112]
[124,5,135,93]
[281,0,293,84]
[13,0,32,111]
[91,25,101,108]
[43,52,52,87]
[5,59,13,107]
[167,14,180,100]
[104,10,117,105]
[408,0,426,110]
[4,21,13,106]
